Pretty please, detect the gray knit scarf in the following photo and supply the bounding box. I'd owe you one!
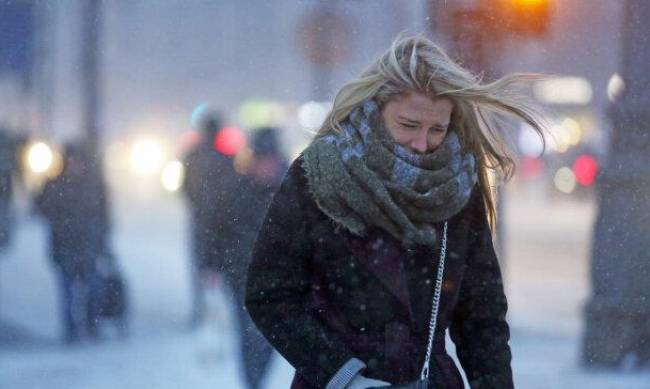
[302,100,478,247]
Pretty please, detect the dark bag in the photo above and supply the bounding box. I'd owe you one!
[96,251,128,319]
[98,272,127,318]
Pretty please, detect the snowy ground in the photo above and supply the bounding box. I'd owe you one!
[1,181,649,389]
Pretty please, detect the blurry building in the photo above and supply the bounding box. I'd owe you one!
[0,2,615,141]
[0,1,625,200]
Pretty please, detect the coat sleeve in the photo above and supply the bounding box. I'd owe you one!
[245,162,361,388]
[449,189,513,389]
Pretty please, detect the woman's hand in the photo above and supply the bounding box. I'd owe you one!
[346,373,391,388]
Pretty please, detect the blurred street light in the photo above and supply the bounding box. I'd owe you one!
[161,160,184,192]
[129,138,164,176]
[238,100,286,129]
[562,118,582,146]
[533,77,593,105]
[549,124,571,154]
[214,127,246,156]
[553,166,576,194]
[573,154,598,187]
[494,0,552,37]
[606,72,625,102]
[22,140,63,191]
[26,141,54,174]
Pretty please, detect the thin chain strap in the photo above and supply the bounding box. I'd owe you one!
[420,221,448,381]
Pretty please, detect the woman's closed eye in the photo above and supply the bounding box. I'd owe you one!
[400,122,418,129]
[399,122,447,133]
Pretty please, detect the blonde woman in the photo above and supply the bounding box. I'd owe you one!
[245,35,545,389]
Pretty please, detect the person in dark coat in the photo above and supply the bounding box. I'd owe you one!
[222,127,288,389]
[182,110,242,326]
[35,143,111,343]
[0,127,25,250]
[245,36,547,389]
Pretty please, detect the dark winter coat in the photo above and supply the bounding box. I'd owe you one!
[245,156,513,389]
[182,142,242,271]
[35,166,110,276]
[0,129,24,249]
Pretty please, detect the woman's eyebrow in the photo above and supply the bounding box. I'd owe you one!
[397,115,449,128]
[397,115,420,124]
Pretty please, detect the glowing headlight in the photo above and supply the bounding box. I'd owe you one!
[129,138,164,176]
[27,142,54,173]
[161,160,185,192]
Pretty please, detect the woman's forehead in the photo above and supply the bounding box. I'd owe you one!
[388,92,453,121]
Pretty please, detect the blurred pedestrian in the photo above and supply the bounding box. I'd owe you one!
[224,127,287,389]
[246,35,547,388]
[35,143,111,344]
[0,126,25,251]
[182,110,242,326]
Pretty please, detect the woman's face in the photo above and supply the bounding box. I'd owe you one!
[381,91,453,154]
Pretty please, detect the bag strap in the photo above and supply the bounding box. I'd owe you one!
[420,221,448,381]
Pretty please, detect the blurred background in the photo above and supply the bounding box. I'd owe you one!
[1,1,649,388]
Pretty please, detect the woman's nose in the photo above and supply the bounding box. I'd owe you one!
[410,131,428,154]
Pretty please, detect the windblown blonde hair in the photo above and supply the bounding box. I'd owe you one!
[316,34,547,230]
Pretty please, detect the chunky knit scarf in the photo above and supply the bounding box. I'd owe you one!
[302,100,478,247]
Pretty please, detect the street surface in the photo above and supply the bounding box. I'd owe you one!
[1,182,649,389]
